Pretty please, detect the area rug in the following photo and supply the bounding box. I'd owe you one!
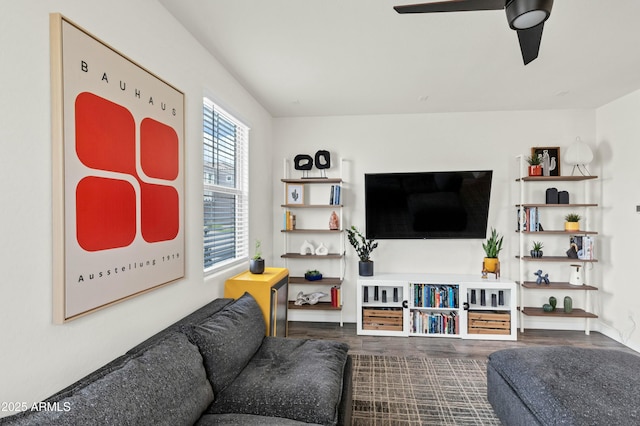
[351,354,500,425]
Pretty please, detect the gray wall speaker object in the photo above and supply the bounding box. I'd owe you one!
[558,190,570,204]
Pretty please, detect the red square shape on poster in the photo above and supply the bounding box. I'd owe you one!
[140,183,179,243]
[140,118,179,180]
[75,92,137,175]
[76,176,137,251]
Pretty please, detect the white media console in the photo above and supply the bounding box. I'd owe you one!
[357,273,517,341]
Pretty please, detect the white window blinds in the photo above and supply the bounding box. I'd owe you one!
[203,98,249,272]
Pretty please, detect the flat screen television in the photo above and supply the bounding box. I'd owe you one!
[365,170,493,239]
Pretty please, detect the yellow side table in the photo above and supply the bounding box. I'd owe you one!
[224,267,289,337]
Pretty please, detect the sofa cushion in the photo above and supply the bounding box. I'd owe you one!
[1,332,213,426]
[184,292,266,395]
[196,413,319,425]
[488,346,640,425]
[208,337,349,426]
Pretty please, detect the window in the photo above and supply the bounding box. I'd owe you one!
[203,98,249,272]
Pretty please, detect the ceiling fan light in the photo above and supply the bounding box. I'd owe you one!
[512,10,547,29]
[506,0,553,30]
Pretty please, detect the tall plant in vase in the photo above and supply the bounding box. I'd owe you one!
[346,226,378,276]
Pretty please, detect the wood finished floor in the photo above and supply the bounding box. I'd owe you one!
[287,322,634,359]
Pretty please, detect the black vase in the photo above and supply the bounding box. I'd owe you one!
[249,259,265,274]
[359,261,374,277]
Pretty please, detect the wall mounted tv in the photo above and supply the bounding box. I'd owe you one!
[365,170,493,239]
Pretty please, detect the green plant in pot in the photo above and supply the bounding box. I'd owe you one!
[482,228,503,274]
[564,213,581,232]
[530,241,544,258]
[526,155,542,176]
[346,225,378,277]
[249,239,265,274]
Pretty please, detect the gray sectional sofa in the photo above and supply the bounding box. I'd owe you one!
[487,346,640,425]
[0,293,352,425]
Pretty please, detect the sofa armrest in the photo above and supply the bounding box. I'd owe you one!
[337,355,353,426]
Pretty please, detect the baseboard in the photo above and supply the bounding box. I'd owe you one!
[595,320,640,353]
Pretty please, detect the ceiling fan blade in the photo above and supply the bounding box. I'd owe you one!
[517,22,545,65]
[394,0,506,14]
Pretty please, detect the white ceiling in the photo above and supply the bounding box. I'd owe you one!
[159,0,640,117]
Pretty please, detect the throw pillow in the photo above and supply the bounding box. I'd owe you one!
[184,292,266,395]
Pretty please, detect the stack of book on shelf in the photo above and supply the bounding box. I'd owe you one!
[517,207,540,232]
[571,235,595,260]
[410,311,458,335]
[411,283,458,309]
[329,185,341,205]
[283,211,296,230]
[330,286,341,307]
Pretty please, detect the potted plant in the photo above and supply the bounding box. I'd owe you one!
[249,240,265,274]
[526,155,542,176]
[304,269,323,281]
[346,225,378,276]
[564,213,581,232]
[482,228,503,274]
[530,241,544,258]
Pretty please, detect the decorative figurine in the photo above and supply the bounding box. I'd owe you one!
[315,242,329,256]
[564,296,573,313]
[300,240,315,255]
[329,211,339,230]
[534,269,550,285]
[294,291,328,306]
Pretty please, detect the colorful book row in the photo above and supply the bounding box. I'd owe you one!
[283,211,296,230]
[411,284,458,309]
[330,286,341,307]
[517,207,541,232]
[410,310,458,335]
[329,185,342,205]
[570,235,595,260]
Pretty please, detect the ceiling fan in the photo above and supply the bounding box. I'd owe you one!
[394,0,554,65]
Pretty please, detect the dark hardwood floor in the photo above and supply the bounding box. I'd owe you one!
[288,321,634,359]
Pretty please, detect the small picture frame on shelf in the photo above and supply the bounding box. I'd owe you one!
[286,183,304,205]
[531,147,561,176]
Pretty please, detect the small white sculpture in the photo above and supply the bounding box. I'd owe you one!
[315,242,329,256]
[564,137,594,176]
[300,240,315,255]
[294,291,328,305]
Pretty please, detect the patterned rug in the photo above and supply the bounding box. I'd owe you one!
[351,354,500,425]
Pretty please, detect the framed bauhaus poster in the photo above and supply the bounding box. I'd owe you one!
[50,14,185,323]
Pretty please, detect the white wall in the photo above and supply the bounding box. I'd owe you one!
[596,89,640,352]
[0,0,273,414]
[2,0,639,414]
[272,110,597,324]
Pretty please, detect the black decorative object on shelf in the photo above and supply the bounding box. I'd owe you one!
[294,154,313,170]
[558,190,570,204]
[314,150,331,169]
[393,288,398,303]
[546,187,558,204]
